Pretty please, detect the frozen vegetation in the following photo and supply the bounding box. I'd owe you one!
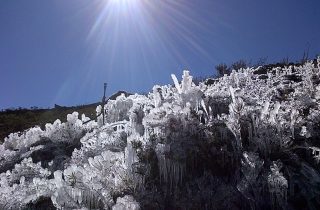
[1,58,320,209]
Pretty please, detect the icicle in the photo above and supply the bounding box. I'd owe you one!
[201,99,208,116]
[269,102,280,124]
[181,70,193,93]
[171,74,182,94]
[229,86,236,103]
[290,109,298,138]
[125,142,137,172]
[276,67,280,77]
[155,144,185,189]
[234,72,240,87]
[208,106,212,120]
[153,86,162,107]
[260,101,270,120]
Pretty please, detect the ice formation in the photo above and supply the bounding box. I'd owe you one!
[1,59,320,209]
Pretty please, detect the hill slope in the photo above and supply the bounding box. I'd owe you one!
[0,91,132,143]
[0,104,98,143]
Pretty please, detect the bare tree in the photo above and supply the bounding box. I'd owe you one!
[231,59,248,71]
[255,57,268,67]
[215,63,229,77]
[281,56,289,66]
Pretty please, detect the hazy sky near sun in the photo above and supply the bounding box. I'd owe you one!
[0,0,320,109]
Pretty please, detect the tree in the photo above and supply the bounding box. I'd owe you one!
[231,59,248,71]
[215,63,229,77]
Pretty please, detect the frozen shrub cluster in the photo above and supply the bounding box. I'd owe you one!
[1,61,320,209]
[112,195,140,210]
[0,112,96,177]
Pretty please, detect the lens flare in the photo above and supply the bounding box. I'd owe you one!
[88,0,212,60]
[82,0,217,93]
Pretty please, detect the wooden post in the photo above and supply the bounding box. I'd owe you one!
[102,83,107,125]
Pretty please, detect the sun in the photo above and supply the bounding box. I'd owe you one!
[109,0,140,7]
[110,0,133,2]
[88,0,209,75]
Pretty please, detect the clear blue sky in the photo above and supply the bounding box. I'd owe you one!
[1,0,319,109]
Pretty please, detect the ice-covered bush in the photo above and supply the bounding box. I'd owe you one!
[1,60,320,209]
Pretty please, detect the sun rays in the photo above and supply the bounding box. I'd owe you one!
[86,0,214,68]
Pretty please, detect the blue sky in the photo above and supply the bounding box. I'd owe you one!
[0,0,320,109]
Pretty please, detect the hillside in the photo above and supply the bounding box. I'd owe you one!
[1,58,320,210]
[0,91,131,143]
[0,104,97,143]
